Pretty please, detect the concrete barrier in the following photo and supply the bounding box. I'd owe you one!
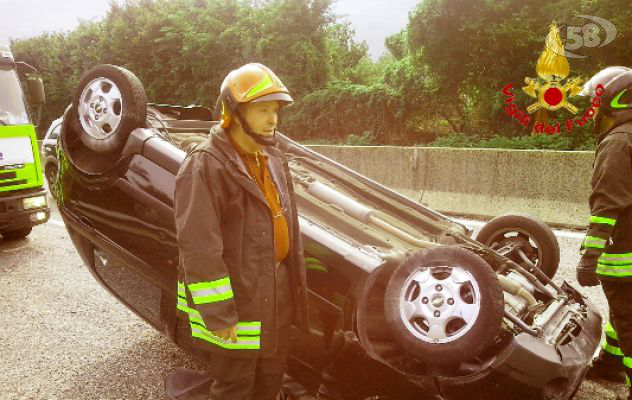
[306,145,595,229]
[33,137,593,228]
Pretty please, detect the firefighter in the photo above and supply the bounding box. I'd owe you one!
[576,66,632,399]
[174,63,309,400]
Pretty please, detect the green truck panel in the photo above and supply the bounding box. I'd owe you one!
[0,124,44,192]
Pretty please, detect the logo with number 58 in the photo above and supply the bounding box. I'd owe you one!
[546,15,617,59]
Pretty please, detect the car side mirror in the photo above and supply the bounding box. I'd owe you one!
[27,77,46,105]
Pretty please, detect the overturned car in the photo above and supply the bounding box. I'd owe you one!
[56,65,601,400]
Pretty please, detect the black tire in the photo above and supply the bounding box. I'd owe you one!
[475,213,560,279]
[2,227,32,240]
[71,64,147,153]
[384,246,504,366]
[45,163,58,200]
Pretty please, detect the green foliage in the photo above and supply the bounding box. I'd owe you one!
[429,132,596,151]
[282,81,414,144]
[342,131,375,145]
[302,0,624,149]
[325,21,372,84]
[400,0,630,143]
[11,0,365,132]
[298,131,375,145]
[9,0,625,150]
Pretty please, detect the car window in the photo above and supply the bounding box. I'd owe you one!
[0,66,30,126]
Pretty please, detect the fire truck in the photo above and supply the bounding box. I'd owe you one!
[0,45,49,240]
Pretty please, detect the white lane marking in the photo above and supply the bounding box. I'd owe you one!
[450,217,586,239]
[553,230,586,239]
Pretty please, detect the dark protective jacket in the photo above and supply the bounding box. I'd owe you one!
[580,122,632,280]
[174,126,308,358]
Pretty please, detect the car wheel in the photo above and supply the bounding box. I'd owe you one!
[384,246,504,366]
[475,213,560,279]
[45,163,58,199]
[72,64,147,153]
[2,227,33,240]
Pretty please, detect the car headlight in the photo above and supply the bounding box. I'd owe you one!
[23,195,47,210]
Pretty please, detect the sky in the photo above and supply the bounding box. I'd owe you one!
[0,0,418,59]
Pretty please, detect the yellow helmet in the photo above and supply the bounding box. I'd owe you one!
[215,63,293,129]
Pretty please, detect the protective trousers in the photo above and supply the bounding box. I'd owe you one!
[205,261,294,400]
[602,280,632,386]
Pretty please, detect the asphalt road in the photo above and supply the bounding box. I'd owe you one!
[0,200,625,399]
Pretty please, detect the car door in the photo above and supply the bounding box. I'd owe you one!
[62,131,182,332]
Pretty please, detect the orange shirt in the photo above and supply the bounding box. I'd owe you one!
[230,137,290,262]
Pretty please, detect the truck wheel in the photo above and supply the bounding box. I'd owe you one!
[384,246,503,366]
[2,227,32,240]
[476,213,560,279]
[72,64,147,153]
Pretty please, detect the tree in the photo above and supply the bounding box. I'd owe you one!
[405,0,604,137]
[11,0,367,132]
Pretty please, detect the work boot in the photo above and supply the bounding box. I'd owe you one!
[586,352,626,383]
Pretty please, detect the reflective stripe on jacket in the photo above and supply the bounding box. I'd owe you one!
[580,123,632,280]
[177,282,262,350]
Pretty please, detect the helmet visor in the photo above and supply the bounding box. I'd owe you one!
[250,92,294,106]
